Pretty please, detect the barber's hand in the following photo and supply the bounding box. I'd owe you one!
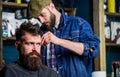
[41,31,59,45]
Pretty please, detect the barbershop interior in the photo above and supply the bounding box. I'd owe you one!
[0,0,120,77]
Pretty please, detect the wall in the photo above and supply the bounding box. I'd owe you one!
[53,0,93,25]
[3,43,18,65]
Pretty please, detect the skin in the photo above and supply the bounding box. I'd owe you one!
[15,32,42,56]
[38,3,85,55]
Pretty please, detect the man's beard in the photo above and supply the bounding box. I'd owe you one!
[42,12,56,31]
[19,51,42,71]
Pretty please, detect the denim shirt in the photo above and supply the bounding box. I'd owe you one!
[41,9,100,77]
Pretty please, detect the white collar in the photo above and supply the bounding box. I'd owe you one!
[55,20,60,29]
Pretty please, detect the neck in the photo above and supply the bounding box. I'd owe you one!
[54,10,61,24]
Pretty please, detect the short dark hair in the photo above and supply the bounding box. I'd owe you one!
[15,21,41,41]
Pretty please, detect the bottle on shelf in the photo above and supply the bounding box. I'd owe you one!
[107,0,116,13]
[16,0,21,4]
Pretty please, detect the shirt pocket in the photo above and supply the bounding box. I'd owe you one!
[62,30,80,42]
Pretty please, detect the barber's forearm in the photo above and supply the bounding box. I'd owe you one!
[56,38,84,55]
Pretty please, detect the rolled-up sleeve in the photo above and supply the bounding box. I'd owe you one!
[83,38,100,58]
[79,21,100,58]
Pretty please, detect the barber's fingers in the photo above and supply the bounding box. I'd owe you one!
[41,31,52,45]
[41,38,49,45]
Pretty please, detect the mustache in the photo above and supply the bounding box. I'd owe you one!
[28,50,40,57]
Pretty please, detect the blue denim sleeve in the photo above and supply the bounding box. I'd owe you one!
[83,41,100,58]
[79,21,100,58]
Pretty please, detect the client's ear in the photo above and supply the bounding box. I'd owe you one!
[15,41,21,51]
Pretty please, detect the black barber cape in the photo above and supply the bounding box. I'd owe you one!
[0,61,61,77]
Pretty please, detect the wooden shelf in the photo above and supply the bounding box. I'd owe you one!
[0,1,2,70]
[106,43,120,46]
[105,12,120,17]
[2,37,16,44]
[2,2,28,8]
[93,0,106,71]
[2,37,16,41]
[56,7,76,16]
